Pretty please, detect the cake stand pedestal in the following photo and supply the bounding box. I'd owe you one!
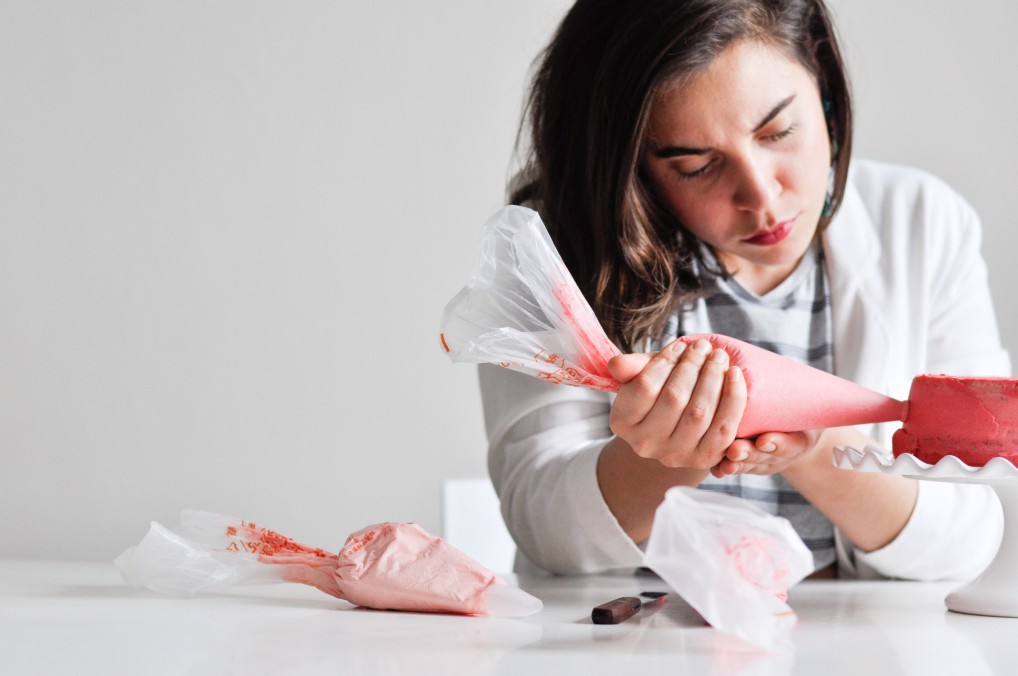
[834,446,1018,618]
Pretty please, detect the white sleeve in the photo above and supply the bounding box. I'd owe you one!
[837,481,1003,580]
[840,177,1008,580]
[921,180,1010,377]
[479,364,645,574]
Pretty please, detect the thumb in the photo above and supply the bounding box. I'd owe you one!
[607,352,653,384]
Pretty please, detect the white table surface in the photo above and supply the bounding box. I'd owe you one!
[3,560,1017,675]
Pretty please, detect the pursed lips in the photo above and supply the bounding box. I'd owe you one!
[743,216,796,246]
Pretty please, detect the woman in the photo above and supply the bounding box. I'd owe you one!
[481,0,1009,578]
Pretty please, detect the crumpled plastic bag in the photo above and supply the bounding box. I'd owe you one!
[115,510,542,617]
[644,487,814,651]
[439,205,621,392]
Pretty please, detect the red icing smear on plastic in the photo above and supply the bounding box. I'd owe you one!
[225,520,338,561]
[218,519,346,598]
[551,281,621,392]
[531,348,608,390]
[726,533,790,602]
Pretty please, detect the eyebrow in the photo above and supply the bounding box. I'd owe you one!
[652,94,797,159]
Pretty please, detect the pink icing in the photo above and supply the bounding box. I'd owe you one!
[334,523,498,615]
[549,282,622,393]
[726,533,790,601]
[680,334,907,437]
[222,519,344,598]
[892,375,1018,466]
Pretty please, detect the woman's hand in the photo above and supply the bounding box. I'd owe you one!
[607,338,746,469]
[710,430,823,478]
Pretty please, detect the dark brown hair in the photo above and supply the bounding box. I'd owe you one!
[512,0,853,352]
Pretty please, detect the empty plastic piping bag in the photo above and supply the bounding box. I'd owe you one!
[645,486,814,651]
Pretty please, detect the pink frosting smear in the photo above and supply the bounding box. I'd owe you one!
[679,334,907,437]
[223,519,344,598]
[550,281,621,390]
[726,533,792,601]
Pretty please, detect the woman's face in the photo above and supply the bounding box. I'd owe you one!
[641,40,832,295]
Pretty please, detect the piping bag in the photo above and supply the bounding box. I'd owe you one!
[668,333,907,436]
[645,486,814,651]
[440,205,907,436]
[115,510,542,617]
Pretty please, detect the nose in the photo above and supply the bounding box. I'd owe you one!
[732,156,780,212]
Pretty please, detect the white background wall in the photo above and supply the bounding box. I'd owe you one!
[2,1,1015,561]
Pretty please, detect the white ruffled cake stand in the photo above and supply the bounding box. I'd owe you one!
[834,445,1018,618]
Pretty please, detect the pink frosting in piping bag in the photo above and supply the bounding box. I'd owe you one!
[215,518,500,614]
[334,523,498,614]
[542,271,905,436]
[238,521,499,614]
[115,512,544,617]
[677,334,907,437]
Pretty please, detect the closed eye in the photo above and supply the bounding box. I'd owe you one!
[677,160,715,181]
[764,123,796,143]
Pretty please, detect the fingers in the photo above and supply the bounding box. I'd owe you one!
[610,339,692,427]
[750,431,815,460]
[696,360,746,451]
[609,337,747,469]
[640,340,713,436]
[716,430,821,476]
[607,352,653,384]
[711,438,754,477]
[711,457,739,478]
[658,346,727,455]
[753,434,779,454]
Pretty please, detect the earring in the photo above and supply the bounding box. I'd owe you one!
[821,98,838,218]
[822,99,840,160]
[821,164,836,218]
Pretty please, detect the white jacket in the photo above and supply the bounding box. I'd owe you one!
[480,159,1010,579]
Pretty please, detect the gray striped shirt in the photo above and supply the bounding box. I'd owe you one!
[681,242,836,571]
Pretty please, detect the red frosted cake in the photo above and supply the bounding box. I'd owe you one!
[892,375,1018,466]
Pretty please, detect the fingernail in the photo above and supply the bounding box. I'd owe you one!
[728,365,742,381]
[758,442,776,453]
[709,349,728,364]
[692,339,712,355]
[669,340,688,355]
